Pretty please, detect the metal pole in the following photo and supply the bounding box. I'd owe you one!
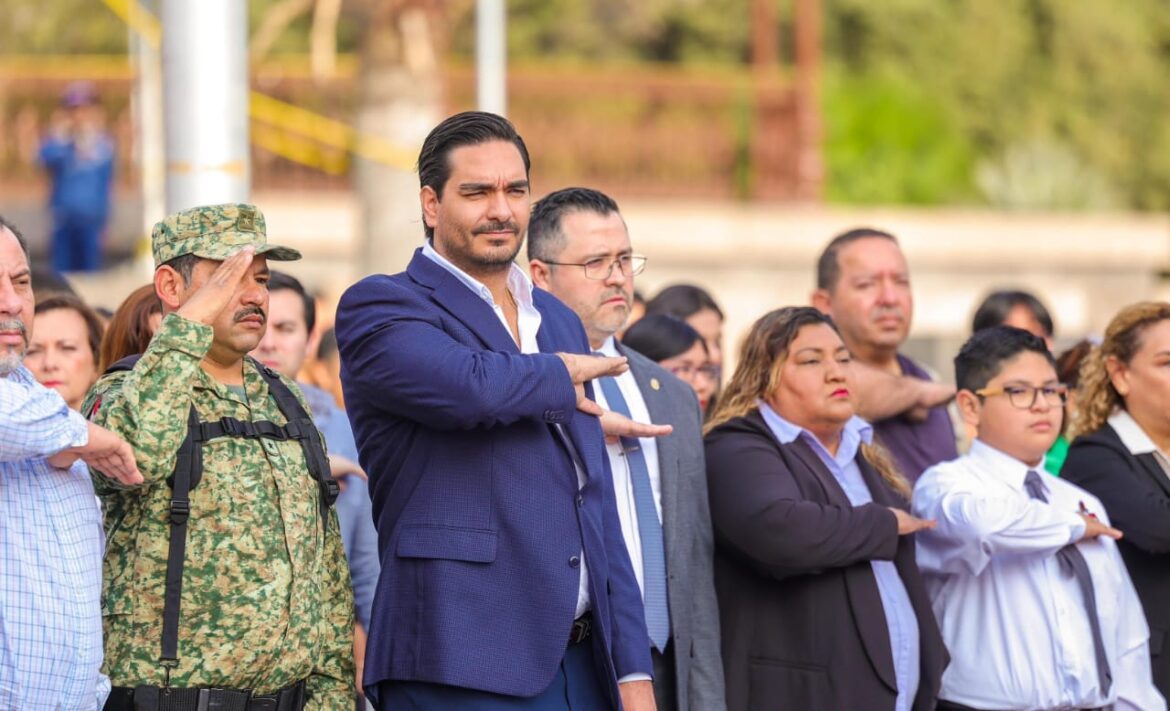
[476,0,506,116]
[161,0,250,213]
[132,0,165,237]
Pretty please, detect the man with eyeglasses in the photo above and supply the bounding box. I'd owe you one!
[912,326,1163,711]
[529,187,726,711]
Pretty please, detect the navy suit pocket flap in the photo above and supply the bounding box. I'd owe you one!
[396,526,498,562]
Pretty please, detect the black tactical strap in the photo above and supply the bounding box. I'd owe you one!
[103,355,336,679]
[252,361,339,521]
[160,406,201,672]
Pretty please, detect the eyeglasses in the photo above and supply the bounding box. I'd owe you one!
[543,254,647,280]
[975,384,1068,410]
[668,363,720,380]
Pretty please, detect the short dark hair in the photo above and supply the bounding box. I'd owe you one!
[972,289,1054,338]
[417,111,531,240]
[954,325,1056,393]
[0,214,28,260]
[316,327,338,361]
[528,187,621,262]
[268,270,316,334]
[34,292,104,367]
[645,284,723,321]
[161,253,200,286]
[31,267,76,300]
[815,227,898,291]
[621,315,705,363]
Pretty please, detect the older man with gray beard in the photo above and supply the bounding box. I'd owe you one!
[0,215,141,710]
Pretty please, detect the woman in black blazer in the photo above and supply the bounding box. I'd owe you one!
[703,307,947,711]
[1063,301,1170,698]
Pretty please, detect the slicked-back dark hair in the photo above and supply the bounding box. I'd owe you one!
[268,270,316,335]
[815,227,898,291]
[417,111,531,240]
[954,325,1055,393]
[528,187,621,262]
[621,315,704,363]
[972,289,1054,338]
[0,214,28,259]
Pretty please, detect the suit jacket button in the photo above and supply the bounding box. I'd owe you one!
[576,494,584,507]
[546,410,563,422]
[569,555,580,568]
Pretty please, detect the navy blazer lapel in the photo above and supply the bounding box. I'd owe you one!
[532,294,600,483]
[406,249,520,354]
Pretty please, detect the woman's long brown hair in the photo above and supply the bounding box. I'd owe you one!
[705,306,910,498]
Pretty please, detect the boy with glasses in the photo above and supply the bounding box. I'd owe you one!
[912,326,1163,710]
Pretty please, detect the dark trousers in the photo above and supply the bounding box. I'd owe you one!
[51,211,103,272]
[652,645,677,711]
[368,638,609,710]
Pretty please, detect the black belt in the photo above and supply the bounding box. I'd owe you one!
[568,612,593,644]
[104,680,307,711]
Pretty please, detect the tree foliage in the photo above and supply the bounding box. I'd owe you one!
[9,0,1170,209]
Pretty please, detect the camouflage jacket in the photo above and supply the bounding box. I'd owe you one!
[83,313,354,709]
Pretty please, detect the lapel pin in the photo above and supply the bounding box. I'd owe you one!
[650,378,661,391]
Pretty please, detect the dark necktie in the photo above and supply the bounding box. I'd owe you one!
[595,369,670,652]
[1024,469,1112,696]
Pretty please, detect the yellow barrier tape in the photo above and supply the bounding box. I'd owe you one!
[251,123,349,176]
[95,0,416,172]
[101,0,162,47]
[249,92,416,169]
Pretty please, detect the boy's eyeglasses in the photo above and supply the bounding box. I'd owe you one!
[975,384,1068,410]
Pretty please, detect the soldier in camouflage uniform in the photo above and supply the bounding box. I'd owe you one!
[83,204,354,711]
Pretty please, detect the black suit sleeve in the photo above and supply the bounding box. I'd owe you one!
[1063,437,1170,554]
[705,427,899,580]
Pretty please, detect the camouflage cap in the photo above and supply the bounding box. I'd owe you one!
[151,203,302,268]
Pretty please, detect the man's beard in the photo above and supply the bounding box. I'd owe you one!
[0,319,27,376]
[462,221,523,272]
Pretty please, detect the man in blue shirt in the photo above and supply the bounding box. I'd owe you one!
[0,215,141,709]
[38,83,115,273]
[250,269,380,688]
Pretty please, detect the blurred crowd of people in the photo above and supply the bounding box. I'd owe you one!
[4,109,1170,711]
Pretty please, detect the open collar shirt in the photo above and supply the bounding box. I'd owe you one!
[912,439,1163,710]
[0,365,110,710]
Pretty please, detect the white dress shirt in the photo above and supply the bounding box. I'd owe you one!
[421,243,592,618]
[592,336,663,599]
[912,439,1164,710]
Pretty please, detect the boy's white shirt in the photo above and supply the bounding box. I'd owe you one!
[912,439,1164,711]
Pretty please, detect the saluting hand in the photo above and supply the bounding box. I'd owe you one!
[557,352,629,417]
[1080,515,1123,542]
[600,410,673,441]
[891,507,937,535]
[48,421,144,486]
[176,247,256,326]
[556,352,673,440]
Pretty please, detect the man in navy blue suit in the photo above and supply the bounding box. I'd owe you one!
[336,111,668,710]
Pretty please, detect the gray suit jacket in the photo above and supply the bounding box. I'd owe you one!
[620,343,727,711]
